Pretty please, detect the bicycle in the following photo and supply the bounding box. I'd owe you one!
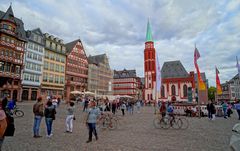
[154,114,189,129]
[10,106,24,117]
[97,112,117,130]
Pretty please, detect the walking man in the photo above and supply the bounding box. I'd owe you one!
[33,97,44,138]
[235,100,240,120]
[207,101,212,120]
[86,101,100,143]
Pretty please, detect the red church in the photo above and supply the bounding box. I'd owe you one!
[143,20,198,103]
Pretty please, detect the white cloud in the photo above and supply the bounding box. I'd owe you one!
[1,0,239,87]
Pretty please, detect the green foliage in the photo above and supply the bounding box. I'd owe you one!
[208,86,216,101]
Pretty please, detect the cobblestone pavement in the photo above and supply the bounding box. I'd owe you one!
[1,102,239,151]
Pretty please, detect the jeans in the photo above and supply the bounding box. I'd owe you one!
[66,115,74,132]
[237,110,240,120]
[87,123,97,141]
[33,116,42,136]
[208,111,212,119]
[45,118,53,136]
[223,109,227,118]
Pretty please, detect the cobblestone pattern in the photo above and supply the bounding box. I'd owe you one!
[1,102,239,151]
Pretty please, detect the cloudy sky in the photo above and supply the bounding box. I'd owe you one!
[1,0,239,86]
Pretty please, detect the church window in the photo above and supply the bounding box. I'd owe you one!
[161,85,165,97]
[183,84,187,97]
[171,85,176,96]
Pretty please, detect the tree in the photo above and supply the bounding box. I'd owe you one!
[208,86,216,101]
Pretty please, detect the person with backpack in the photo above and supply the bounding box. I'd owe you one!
[44,100,56,138]
[33,97,44,138]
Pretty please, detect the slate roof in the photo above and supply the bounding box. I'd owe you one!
[194,73,207,82]
[0,6,27,41]
[114,69,136,79]
[65,39,80,54]
[88,54,107,65]
[161,61,189,78]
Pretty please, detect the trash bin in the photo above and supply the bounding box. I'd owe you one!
[230,123,240,151]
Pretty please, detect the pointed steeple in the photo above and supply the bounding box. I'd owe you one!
[146,19,153,42]
[1,5,15,22]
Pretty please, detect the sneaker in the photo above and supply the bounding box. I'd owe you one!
[86,140,92,143]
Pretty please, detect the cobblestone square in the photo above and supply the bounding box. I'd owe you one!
[1,102,239,151]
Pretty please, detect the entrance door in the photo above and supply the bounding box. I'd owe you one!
[13,90,18,101]
[31,91,37,101]
[22,90,29,101]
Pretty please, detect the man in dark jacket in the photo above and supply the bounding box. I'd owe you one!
[44,101,56,138]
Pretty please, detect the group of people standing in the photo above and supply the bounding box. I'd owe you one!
[206,100,240,120]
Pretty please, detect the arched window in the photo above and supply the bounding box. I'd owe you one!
[183,84,188,97]
[161,85,165,97]
[171,85,176,96]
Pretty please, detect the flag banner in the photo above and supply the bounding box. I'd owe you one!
[156,53,161,92]
[237,56,240,78]
[194,47,206,91]
[216,67,222,95]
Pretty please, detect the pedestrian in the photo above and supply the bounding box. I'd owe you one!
[136,101,141,113]
[33,97,44,138]
[44,100,56,138]
[234,100,240,120]
[207,101,212,120]
[52,97,58,109]
[0,98,7,150]
[222,101,228,119]
[227,102,233,117]
[210,102,216,120]
[112,100,117,114]
[65,102,75,133]
[120,102,126,116]
[86,101,100,143]
[83,98,89,112]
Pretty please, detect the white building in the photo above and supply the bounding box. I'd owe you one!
[21,28,45,101]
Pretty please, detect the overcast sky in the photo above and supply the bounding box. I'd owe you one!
[1,0,239,86]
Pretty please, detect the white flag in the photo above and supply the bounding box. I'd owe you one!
[156,53,161,92]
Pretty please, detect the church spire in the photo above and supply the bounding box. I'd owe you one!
[146,19,153,42]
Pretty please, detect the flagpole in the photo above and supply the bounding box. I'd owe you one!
[195,44,201,118]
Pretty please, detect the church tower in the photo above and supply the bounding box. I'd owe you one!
[144,20,156,101]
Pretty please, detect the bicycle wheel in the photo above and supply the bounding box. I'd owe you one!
[159,116,170,129]
[153,118,161,129]
[172,118,182,129]
[108,119,117,130]
[180,117,189,129]
[15,110,24,117]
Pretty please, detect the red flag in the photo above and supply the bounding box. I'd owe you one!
[216,67,222,95]
[194,47,206,90]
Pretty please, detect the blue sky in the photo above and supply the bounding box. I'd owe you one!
[1,0,239,86]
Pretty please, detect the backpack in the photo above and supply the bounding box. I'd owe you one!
[167,106,173,113]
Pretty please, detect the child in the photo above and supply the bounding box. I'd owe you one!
[65,102,75,133]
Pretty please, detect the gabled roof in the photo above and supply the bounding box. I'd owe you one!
[114,69,137,79]
[230,73,239,81]
[65,39,80,53]
[88,54,107,65]
[161,61,189,78]
[31,28,44,36]
[194,73,207,82]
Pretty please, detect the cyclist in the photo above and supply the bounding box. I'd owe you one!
[167,102,175,125]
